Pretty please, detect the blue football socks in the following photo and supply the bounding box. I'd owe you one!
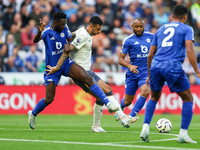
[143,99,157,124]
[181,102,193,130]
[130,96,147,117]
[90,84,109,105]
[120,97,126,109]
[32,98,47,116]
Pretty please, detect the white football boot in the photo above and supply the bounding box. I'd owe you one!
[91,125,107,132]
[28,110,36,130]
[177,134,197,144]
[121,115,139,128]
[115,108,125,121]
[106,102,119,113]
[140,130,150,142]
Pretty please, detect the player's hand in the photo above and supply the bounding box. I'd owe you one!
[146,77,150,86]
[37,18,45,33]
[46,65,59,75]
[64,43,72,55]
[196,72,200,78]
[129,65,139,74]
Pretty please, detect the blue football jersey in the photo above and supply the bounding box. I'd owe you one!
[121,32,154,76]
[42,23,72,68]
[151,22,194,69]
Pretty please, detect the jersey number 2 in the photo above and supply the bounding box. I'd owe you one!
[161,27,175,47]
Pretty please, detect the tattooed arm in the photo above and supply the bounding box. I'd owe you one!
[46,43,75,75]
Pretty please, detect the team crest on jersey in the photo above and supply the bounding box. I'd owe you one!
[146,38,150,43]
[60,33,65,38]
[76,38,81,43]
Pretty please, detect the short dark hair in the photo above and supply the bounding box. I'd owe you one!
[53,11,67,21]
[89,16,103,26]
[173,4,188,19]
[133,17,144,22]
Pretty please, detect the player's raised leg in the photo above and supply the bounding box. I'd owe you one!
[68,63,118,112]
[97,79,139,128]
[115,95,133,121]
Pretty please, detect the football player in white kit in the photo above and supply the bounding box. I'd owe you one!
[46,16,139,132]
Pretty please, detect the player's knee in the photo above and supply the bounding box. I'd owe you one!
[44,96,54,105]
[124,98,132,106]
[188,94,193,102]
[83,74,93,86]
[103,86,112,94]
[140,88,150,98]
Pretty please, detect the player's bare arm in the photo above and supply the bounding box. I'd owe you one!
[33,19,45,43]
[71,32,76,40]
[185,40,200,78]
[146,45,157,85]
[46,44,75,75]
[118,52,139,74]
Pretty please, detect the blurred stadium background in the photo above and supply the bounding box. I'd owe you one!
[0,0,200,115]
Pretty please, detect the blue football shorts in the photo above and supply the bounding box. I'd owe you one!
[72,70,101,93]
[125,72,147,95]
[44,57,75,86]
[150,67,190,93]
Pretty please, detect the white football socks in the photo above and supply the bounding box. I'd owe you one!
[108,95,126,119]
[179,129,188,136]
[142,123,150,133]
[93,103,103,126]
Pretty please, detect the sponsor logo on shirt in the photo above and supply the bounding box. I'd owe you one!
[76,38,81,43]
[56,42,62,49]
[52,49,64,55]
[137,54,149,58]
[141,45,148,53]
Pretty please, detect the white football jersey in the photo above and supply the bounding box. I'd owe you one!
[70,27,93,71]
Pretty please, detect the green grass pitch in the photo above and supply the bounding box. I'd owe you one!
[0,114,199,150]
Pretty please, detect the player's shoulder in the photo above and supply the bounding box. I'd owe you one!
[181,23,193,31]
[75,27,87,35]
[123,34,134,44]
[42,23,51,35]
[143,31,154,35]
[143,31,154,38]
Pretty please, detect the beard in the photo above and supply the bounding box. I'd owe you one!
[133,30,144,37]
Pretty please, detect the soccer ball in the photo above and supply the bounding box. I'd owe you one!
[156,118,172,133]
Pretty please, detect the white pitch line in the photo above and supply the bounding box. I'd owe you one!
[0,138,199,150]
[0,128,178,137]
[111,138,177,144]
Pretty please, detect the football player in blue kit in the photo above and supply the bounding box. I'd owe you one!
[28,11,118,130]
[45,16,139,131]
[115,17,154,121]
[140,5,200,143]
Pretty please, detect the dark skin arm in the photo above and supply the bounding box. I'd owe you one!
[33,19,45,43]
[118,52,139,74]
[46,44,76,75]
[185,40,200,78]
[45,31,76,75]
[146,45,157,86]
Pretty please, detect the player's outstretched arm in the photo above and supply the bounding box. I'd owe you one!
[33,19,45,43]
[46,44,75,75]
[118,52,139,74]
[185,40,200,78]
